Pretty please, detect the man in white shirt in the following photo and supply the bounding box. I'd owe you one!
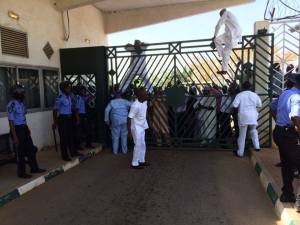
[212,8,242,75]
[128,87,149,169]
[232,81,262,157]
[120,40,152,93]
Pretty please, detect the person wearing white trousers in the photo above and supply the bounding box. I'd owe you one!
[232,81,262,157]
[213,9,241,74]
[128,88,149,169]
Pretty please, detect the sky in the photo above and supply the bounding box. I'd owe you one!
[108,0,267,46]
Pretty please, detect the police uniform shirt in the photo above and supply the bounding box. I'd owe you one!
[54,94,72,115]
[7,100,27,125]
[76,95,86,114]
[289,91,300,120]
[276,87,300,126]
[270,98,278,112]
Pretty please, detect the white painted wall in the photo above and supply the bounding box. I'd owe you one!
[0,0,107,149]
[0,111,53,149]
[0,0,107,68]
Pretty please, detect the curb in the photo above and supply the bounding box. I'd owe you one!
[0,146,102,208]
[250,150,300,225]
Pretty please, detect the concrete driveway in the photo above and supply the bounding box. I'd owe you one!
[0,150,281,225]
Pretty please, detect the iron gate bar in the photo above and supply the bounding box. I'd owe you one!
[191,53,220,86]
[154,60,174,88]
[186,53,214,90]
[139,55,165,89]
[106,34,274,148]
[149,56,174,89]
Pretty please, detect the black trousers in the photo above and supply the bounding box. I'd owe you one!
[58,115,76,159]
[219,112,233,140]
[77,114,92,147]
[232,112,239,139]
[14,125,39,176]
[273,125,300,196]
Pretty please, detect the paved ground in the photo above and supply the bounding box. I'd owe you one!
[0,150,281,225]
[253,148,296,191]
[0,146,98,196]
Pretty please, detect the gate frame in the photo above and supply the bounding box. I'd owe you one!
[106,34,275,149]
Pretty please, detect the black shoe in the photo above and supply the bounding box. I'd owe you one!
[19,174,32,179]
[255,149,261,152]
[139,162,150,167]
[72,153,84,157]
[63,157,72,162]
[31,168,47,174]
[275,162,282,167]
[280,193,296,203]
[131,165,144,170]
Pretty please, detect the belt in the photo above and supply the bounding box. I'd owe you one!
[59,114,72,118]
[275,125,296,132]
[15,124,27,127]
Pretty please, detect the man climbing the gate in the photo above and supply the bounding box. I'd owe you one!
[120,40,153,93]
[211,8,242,75]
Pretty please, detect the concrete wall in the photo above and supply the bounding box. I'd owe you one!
[0,111,53,149]
[0,0,107,149]
[0,0,107,68]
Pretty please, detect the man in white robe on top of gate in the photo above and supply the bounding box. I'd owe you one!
[212,8,242,75]
[232,81,262,157]
[120,40,153,93]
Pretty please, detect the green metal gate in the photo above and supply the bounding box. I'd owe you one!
[106,34,274,149]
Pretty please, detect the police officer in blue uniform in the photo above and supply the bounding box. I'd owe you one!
[7,83,46,178]
[273,73,300,205]
[75,85,93,149]
[53,81,82,161]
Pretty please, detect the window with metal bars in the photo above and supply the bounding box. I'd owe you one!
[0,65,59,114]
[0,26,29,58]
[19,68,40,108]
[43,70,59,108]
[0,67,17,112]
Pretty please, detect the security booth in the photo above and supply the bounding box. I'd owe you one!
[59,33,274,149]
[59,46,108,144]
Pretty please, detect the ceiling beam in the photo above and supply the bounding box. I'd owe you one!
[103,0,255,33]
[52,0,104,11]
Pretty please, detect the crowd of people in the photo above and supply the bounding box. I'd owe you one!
[104,79,262,168]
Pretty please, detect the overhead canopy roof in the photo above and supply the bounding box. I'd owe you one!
[53,0,255,33]
[94,0,209,12]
